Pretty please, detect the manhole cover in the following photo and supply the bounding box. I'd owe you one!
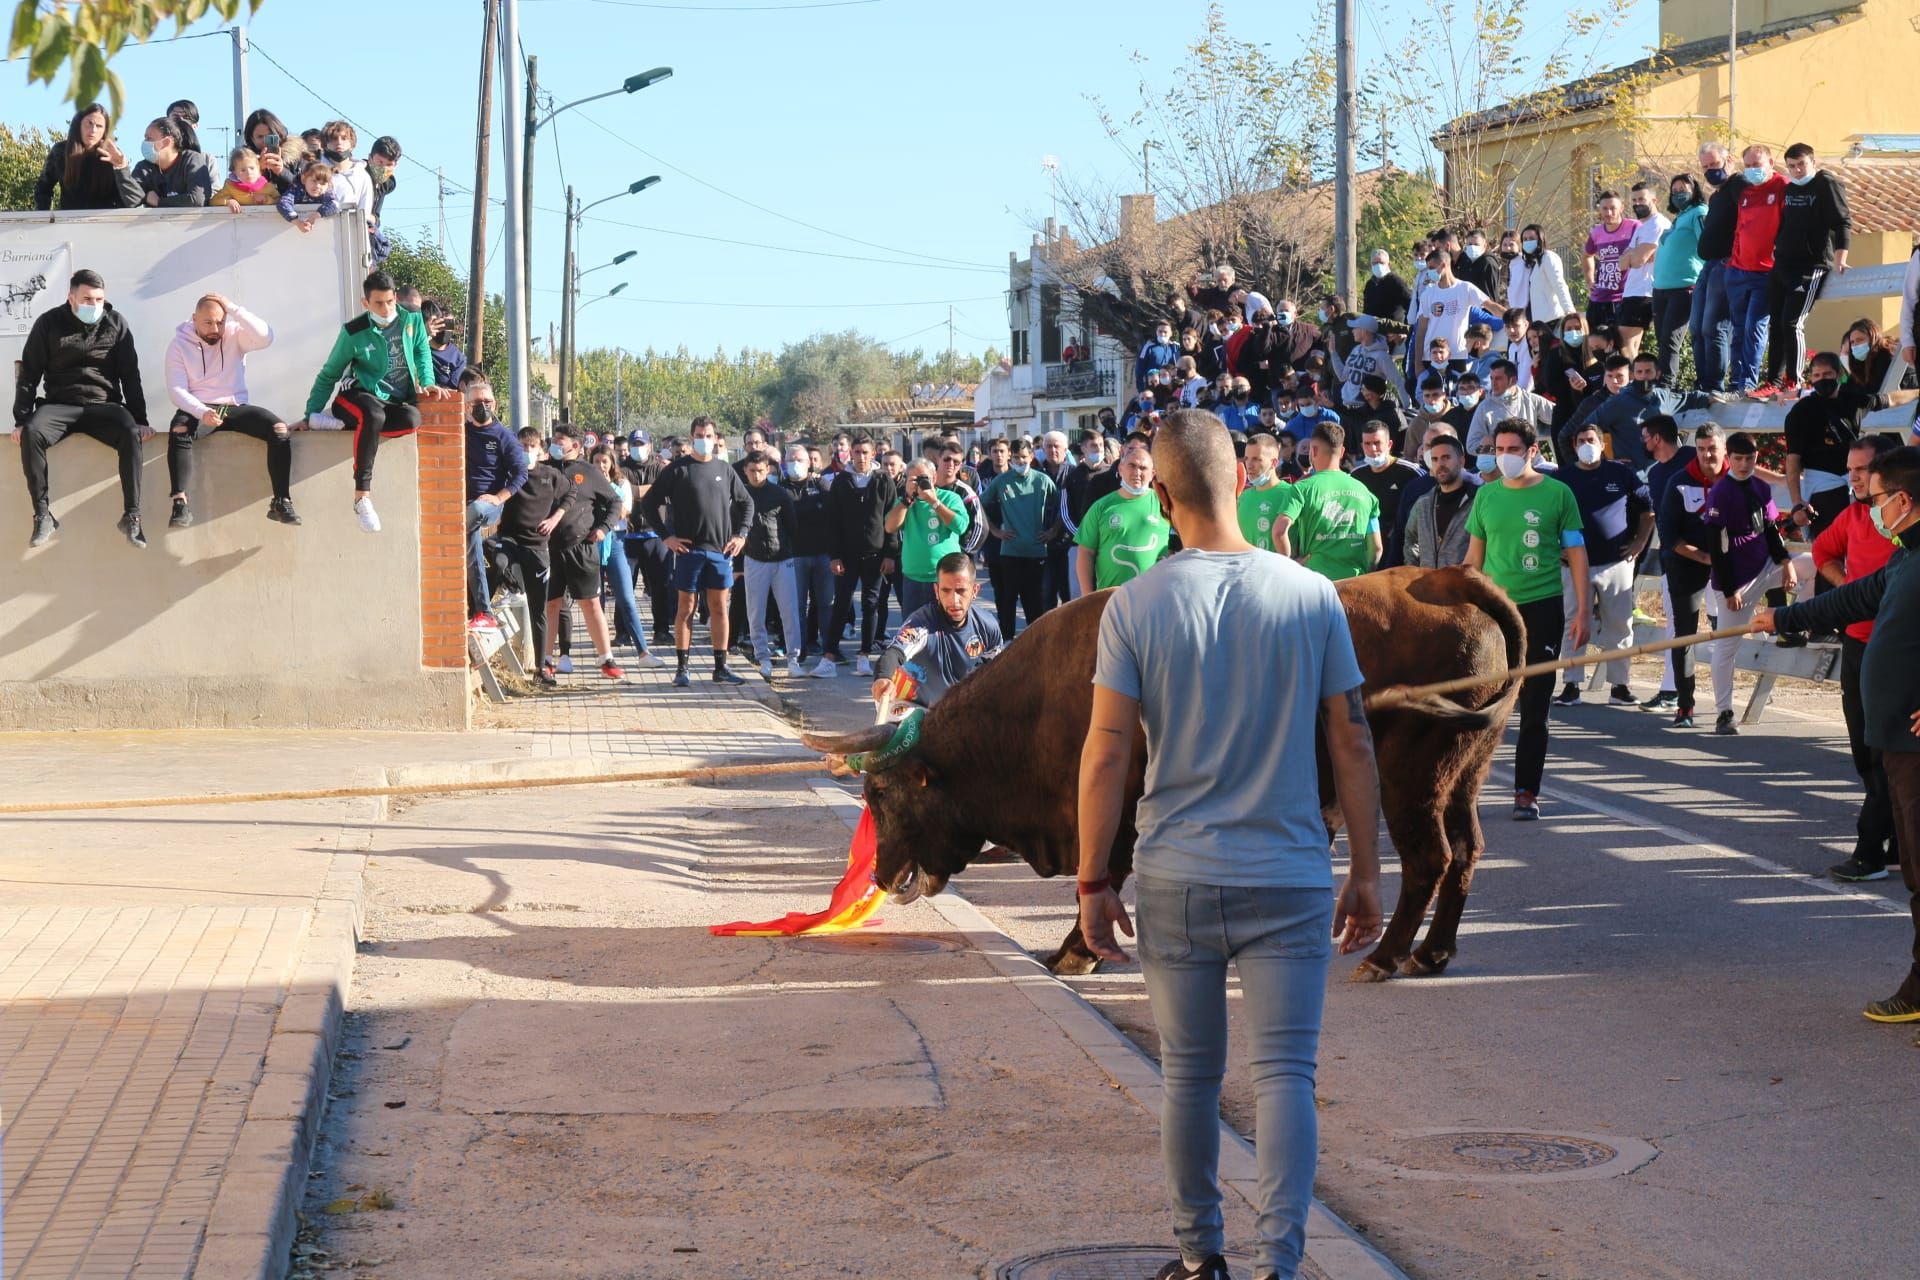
[1385,1129,1656,1183]
[996,1245,1268,1280]
[788,933,958,955]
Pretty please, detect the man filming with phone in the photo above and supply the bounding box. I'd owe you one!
[885,458,970,619]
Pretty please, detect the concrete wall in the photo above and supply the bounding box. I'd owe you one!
[0,402,471,731]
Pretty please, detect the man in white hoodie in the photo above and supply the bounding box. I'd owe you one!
[165,293,300,527]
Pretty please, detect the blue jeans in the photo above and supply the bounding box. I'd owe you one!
[1136,875,1333,1279]
[1688,259,1732,391]
[899,575,935,619]
[791,552,835,659]
[1722,265,1772,391]
[466,498,503,615]
[600,534,650,656]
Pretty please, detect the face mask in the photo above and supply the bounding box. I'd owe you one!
[633,444,650,461]
[1631,203,1653,220]
[1009,461,1030,476]
[1743,166,1768,185]
[1631,378,1655,394]
[1464,244,1484,260]
[74,302,103,325]
[784,460,807,480]
[1476,453,1498,474]
[140,140,159,163]
[1423,401,1448,415]
[1847,342,1871,362]
[1522,239,1539,254]
[1365,453,1392,470]
[1275,312,1294,326]
[1083,451,1102,465]
[1496,453,1527,479]
[324,149,348,165]
[1317,308,1329,323]
[369,309,395,328]
[1669,192,1691,213]
[470,402,493,424]
[1370,262,1388,278]
[690,437,715,460]
[1430,358,1447,369]
[1815,378,1840,397]
[1704,166,1728,186]
[1575,441,1603,465]
[1119,480,1147,497]
[1563,328,1583,344]
[548,443,565,460]
[1872,496,1904,540]
[1246,466,1273,486]
[1455,392,1480,409]
[1790,170,1816,187]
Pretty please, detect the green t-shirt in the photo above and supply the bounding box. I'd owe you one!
[898,487,970,583]
[1077,489,1171,589]
[984,468,1057,559]
[1280,470,1380,580]
[1237,479,1292,551]
[1464,473,1584,604]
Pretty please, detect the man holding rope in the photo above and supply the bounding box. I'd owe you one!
[1754,446,1920,1036]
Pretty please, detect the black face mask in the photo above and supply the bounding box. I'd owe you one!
[1631,378,1655,394]
[1669,191,1693,213]
[1631,202,1653,220]
[470,403,494,424]
[1815,378,1841,398]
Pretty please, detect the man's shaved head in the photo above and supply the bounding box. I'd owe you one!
[1152,408,1238,515]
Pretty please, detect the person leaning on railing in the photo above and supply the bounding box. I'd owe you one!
[32,103,140,210]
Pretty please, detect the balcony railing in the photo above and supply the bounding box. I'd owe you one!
[1039,358,1120,401]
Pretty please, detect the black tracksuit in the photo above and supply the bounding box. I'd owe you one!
[14,302,148,515]
[1769,170,1852,384]
[824,469,898,658]
[491,464,584,664]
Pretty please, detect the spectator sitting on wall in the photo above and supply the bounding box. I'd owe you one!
[242,108,295,194]
[133,116,211,207]
[33,103,140,210]
[317,120,374,217]
[276,160,339,231]
[461,375,527,628]
[164,292,301,529]
[305,269,453,534]
[213,148,278,213]
[13,269,152,549]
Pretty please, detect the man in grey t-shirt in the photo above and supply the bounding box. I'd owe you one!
[1077,409,1384,1280]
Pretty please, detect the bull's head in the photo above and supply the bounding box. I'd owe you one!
[800,709,980,904]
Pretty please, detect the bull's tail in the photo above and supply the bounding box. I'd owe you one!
[1366,690,1510,730]
[1455,565,1527,673]
[1362,567,1527,725]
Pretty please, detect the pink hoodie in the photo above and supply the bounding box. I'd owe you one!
[164,304,274,417]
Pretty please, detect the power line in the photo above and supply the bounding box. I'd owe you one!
[577,212,1001,273]
[877,319,948,346]
[529,0,881,8]
[572,108,998,270]
[547,288,1004,309]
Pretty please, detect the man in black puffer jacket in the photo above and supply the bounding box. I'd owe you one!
[14,268,152,548]
[822,431,898,675]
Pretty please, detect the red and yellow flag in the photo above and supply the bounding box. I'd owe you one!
[709,808,886,937]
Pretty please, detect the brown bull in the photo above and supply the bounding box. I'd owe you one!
[801,564,1523,981]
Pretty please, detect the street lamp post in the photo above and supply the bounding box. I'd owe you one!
[560,179,658,422]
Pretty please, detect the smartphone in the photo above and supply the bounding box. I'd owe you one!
[265,132,282,150]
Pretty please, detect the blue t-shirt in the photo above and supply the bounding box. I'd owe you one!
[1556,459,1651,566]
[1094,550,1365,887]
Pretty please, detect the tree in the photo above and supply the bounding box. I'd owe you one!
[380,233,509,389]
[763,331,903,434]
[1357,170,1443,277]
[8,1,264,122]
[0,122,58,211]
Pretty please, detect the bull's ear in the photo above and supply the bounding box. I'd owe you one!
[914,759,940,787]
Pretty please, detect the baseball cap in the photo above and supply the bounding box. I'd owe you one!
[628,430,650,446]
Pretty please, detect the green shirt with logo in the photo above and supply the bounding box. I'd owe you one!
[983,467,1057,559]
[1077,489,1171,589]
[1277,470,1380,580]
[898,487,970,583]
[1464,474,1584,604]
[1238,479,1291,551]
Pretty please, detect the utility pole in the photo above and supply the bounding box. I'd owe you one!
[1727,0,1739,139]
[467,0,498,365]
[1333,0,1357,304]
[523,55,538,305]
[230,26,249,140]
[436,167,448,256]
[615,348,623,431]
[499,0,531,440]
[560,184,576,422]
[946,305,955,380]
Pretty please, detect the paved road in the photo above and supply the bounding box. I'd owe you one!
[777,650,1920,1280]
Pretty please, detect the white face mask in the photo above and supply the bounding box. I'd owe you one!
[1575,441,1604,465]
[1364,453,1392,470]
[1370,262,1388,278]
[1119,479,1148,497]
[1496,453,1528,479]
[1246,466,1275,487]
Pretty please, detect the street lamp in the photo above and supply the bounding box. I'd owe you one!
[522,59,672,298]
[560,178,661,421]
[580,250,638,281]
[578,283,629,314]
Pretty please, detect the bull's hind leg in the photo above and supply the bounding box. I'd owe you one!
[1410,781,1486,974]
[1044,921,1103,975]
[1354,806,1449,982]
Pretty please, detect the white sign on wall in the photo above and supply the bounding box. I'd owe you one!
[0,242,69,335]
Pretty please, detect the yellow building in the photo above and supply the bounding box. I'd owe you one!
[1436,0,1920,347]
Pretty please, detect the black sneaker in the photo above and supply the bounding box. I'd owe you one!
[1715,710,1739,736]
[169,497,192,528]
[1553,682,1581,706]
[29,509,57,548]
[118,511,146,549]
[713,666,745,686]
[1154,1258,1230,1280]
[1513,790,1540,821]
[267,497,302,525]
[1609,684,1636,705]
[1773,632,1808,649]
[1669,707,1695,729]
[1830,856,1891,883]
[1639,691,1679,711]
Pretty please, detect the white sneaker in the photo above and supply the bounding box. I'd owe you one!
[759,658,774,680]
[556,655,573,675]
[631,650,666,669]
[855,655,873,677]
[307,411,344,431]
[786,661,804,681]
[811,657,838,679]
[353,496,380,533]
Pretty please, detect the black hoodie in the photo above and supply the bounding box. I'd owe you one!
[14,302,147,425]
[1773,169,1852,274]
[132,151,212,207]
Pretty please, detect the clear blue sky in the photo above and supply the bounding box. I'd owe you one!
[1,0,1658,363]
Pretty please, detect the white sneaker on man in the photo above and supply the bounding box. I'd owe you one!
[855,655,873,677]
[353,496,381,533]
[631,650,667,669]
[810,657,838,679]
[555,655,573,675]
[786,660,804,681]
[307,411,344,431]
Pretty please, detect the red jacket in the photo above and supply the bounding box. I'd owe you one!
[1729,174,1787,273]
[1225,325,1254,377]
[1811,498,1893,641]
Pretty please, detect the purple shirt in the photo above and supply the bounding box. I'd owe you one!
[1584,220,1640,303]
[1703,472,1779,593]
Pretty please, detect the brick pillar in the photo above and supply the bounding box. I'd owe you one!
[417,400,467,670]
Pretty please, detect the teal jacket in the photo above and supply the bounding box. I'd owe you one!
[306,310,435,415]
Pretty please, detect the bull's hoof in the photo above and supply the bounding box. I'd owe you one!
[1045,947,1103,977]
[1405,947,1454,975]
[1348,958,1396,983]
[1396,954,1438,977]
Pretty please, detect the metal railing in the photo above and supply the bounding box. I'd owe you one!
[1039,358,1121,401]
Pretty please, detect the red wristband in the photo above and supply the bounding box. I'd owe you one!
[1076,876,1115,898]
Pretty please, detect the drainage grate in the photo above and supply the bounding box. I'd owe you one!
[996,1245,1267,1279]
[1384,1129,1656,1183]
[787,933,958,955]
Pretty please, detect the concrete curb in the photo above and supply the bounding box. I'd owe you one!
[195,776,383,1279]
[805,781,1409,1280]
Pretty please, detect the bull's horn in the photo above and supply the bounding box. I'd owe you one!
[847,708,924,775]
[799,724,896,756]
